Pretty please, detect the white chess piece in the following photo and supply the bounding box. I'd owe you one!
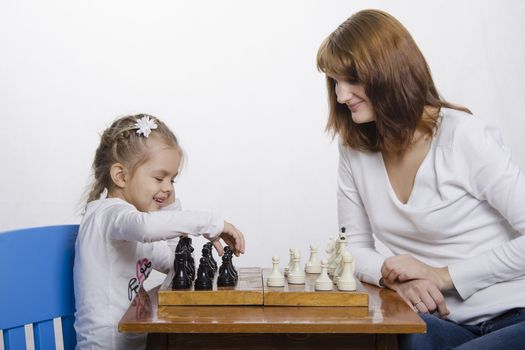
[329,236,347,276]
[333,252,344,284]
[287,250,305,284]
[325,236,336,273]
[267,256,285,287]
[325,237,335,259]
[315,259,333,291]
[337,252,356,291]
[305,244,321,273]
[284,248,294,276]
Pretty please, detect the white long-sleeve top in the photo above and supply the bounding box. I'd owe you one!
[73,198,224,350]
[338,108,525,324]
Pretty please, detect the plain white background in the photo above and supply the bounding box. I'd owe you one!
[1,0,525,279]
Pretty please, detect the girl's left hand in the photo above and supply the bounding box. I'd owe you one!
[381,255,453,291]
[211,221,246,257]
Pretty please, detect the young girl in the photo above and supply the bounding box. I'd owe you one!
[317,9,525,349]
[73,114,245,349]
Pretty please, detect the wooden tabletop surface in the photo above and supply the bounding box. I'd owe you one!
[119,278,425,335]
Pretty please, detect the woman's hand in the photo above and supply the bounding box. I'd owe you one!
[212,221,245,257]
[381,255,453,291]
[382,278,449,317]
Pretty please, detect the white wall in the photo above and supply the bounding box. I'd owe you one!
[1,0,524,273]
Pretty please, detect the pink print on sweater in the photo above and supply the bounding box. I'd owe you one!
[128,258,152,301]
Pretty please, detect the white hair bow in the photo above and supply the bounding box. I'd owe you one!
[134,116,158,138]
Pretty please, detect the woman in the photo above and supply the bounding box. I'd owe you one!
[317,9,525,349]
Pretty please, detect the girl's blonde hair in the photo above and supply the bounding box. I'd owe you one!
[86,114,181,204]
[317,9,470,153]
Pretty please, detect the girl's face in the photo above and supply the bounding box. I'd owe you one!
[331,75,376,124]
[121,142,181,212]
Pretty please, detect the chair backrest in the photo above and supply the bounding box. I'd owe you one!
[0,225,79,350]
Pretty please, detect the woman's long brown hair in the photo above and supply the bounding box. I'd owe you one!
[317,9,470,153]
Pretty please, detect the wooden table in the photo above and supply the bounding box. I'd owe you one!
[119,281,425,350]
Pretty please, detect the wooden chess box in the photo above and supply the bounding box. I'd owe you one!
[157,267,369,308]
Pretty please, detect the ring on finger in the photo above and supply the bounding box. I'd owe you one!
[413,300,423,307]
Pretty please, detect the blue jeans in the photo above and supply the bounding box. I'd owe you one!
[398,308,525,350]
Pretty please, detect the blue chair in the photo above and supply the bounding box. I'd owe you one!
[0,225,79,350]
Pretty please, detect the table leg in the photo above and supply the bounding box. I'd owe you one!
[376,334,398,350]
[147,333,168,350]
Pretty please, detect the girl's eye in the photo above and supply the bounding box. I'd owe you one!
[154,177,163,182]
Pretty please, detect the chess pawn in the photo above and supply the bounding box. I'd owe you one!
[337,252,357,291]
[224,246,238,280]
[287,250,305,284]
[267,256,285,287]
[305,244,322,274]
[284,248,294,276]
[217,248,236,287]
[315,259,333,291]
[172,253,191,290]
[194,257,213,290]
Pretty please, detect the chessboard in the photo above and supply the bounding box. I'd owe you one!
[157,268,368,307]
[157,234,369,307]
[158,267,264,306]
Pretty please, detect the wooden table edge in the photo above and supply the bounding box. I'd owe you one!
[119,280,426,335]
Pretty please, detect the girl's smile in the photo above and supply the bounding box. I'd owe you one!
[109,139,181,212]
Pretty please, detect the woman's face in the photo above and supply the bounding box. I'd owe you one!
[331,75,376,124]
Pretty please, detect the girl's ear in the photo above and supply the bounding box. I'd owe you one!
[110,163,128,188]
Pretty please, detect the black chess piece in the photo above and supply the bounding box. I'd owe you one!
[203,242,218,272]
[201,244,216,277]
[176,237,195,281]
[172,252,191,289]
[224,246,238,280]
[217,247,237,287]
[194,257,213,290]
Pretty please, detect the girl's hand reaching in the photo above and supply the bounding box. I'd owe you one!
[212,221,245,257]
